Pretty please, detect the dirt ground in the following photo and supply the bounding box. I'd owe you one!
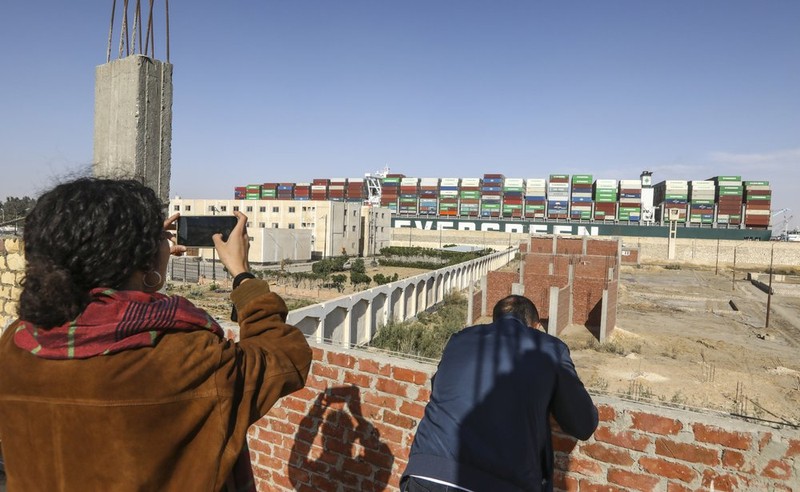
[561,264,800,426]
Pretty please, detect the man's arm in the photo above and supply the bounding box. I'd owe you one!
[550,342,598,440]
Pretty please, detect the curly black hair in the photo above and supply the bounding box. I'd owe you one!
[19,178,165,328]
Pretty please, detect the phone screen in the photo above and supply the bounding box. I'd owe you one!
[177,216,238,247]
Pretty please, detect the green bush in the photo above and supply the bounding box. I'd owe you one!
[369,293,468,359]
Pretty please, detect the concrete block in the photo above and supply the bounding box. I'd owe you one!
[1,271,16,285]
[511,283,525,295]
[4,238,20,254]
[6,253,25,272]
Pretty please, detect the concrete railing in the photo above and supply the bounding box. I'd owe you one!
[285,248,518,348]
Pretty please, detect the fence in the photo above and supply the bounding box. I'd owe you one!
[285,248,518,348]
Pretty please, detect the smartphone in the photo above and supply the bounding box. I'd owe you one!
[177,216,238,247]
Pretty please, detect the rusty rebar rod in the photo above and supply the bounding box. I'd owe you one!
[106,0,117,62]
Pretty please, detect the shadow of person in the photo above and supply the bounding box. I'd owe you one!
[289,385,394,492]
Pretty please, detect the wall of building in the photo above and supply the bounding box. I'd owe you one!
[393,229,800,269]
[361,206,393,257]
[170,199,366,262]
[245,342,800,492]
[0,237,23,329]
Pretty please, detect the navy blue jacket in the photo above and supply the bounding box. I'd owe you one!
[403,316,598,492]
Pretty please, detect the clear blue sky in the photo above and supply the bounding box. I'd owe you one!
[1,1,799,231]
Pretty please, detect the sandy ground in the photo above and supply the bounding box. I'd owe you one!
[562,265,800,426]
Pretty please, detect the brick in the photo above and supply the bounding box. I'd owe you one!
[562,456,604,477]
[580,442,634,466]
[607,468,661,492]
[359,402,383,421]
[597,404,616,422]
[417,388,431,401]
[358,358,392,376]
[639,456,696,483]
[721,449,747,471]
[785,438,800,458]
[363,392,398,410]
[578,480,627,492]
[344,371,372,388]
[327,352,356,369]
[311,347,325,361]
[631,411,683,435]
[692,423,752,450]
[371,421,404,444]
[594,426,651,452]
[342,457,373,476]
[700,469,743,492]
[761,459,792,480]
[666,482,692,492]
[552,470,579,491]
[759,431,773,451]
[399,401,426,420]
[376,377,409,397]
[281,396,310,414]
[305,375,328,391]
[383,410,416,429]
[312,364,340,380]
[392,366,428,384]
[552,433,578,453]
[655,438,719,466]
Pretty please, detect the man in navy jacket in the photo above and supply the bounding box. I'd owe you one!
[402,295,598,492]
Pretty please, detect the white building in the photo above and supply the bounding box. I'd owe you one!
[169,198,391,264]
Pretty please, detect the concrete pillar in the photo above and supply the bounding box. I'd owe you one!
[94,55,173,204]
[315,317,324,344]
[552,235,558,255]
[467,281,474,326]
[548,286,559,336]
[342,308,352,349]
[511,283,525,295]
[599,289,609,342]
[480,275,488,317]
[582,236,588,255]
[363,300,373,345]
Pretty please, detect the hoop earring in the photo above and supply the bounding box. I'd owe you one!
[143,270,163,290]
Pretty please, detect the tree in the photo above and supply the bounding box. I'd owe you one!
[330,274,347,293]
[1,196,36,223]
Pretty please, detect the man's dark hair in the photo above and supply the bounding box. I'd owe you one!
[19,178,165,328]
[492,295,539,327]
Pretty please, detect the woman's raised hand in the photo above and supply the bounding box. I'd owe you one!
[163,213,187,256]
[212,211,250,277]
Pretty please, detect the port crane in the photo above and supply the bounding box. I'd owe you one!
[771,208,792,239]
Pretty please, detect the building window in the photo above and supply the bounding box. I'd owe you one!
[246,206,253,212]
[289,206,296,213]
[381,227,384,232]
[302,206,307,212]
[288,224,295,229]
[272,223,279,228]
[246,222,251,227]
[260,206,266,212]
[173,205,179,211]
[220,206,227,212]
[184,205,191,211]
[352,225,356,232]
[208,206,215,212]
[272,207,279,213]
[353,210,357,216]
[233,206,239,211]
[259,222,265,228]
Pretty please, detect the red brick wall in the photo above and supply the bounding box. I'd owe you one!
[572,279,607,328]
[621,247,639,264]
[556,237,584,255]
[531,237,555,254]
[485,271,516,315]
[251,344,800,492]
[586,239,619,257]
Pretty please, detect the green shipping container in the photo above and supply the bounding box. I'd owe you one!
[746,195,771,200]
[715,176,742,182]
[744,181,770,186]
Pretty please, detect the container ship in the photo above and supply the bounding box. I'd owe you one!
[234,171,773,241]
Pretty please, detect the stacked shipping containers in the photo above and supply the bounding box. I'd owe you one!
[654,180,688,223]
[744,181,771,229]
[524,179,546,218]
[276,183,294,200]
[593,179,617,221]
[380,175,402,213]
[311,179,329,200]
[294,183,311,200]
[234,186,246,200]
[346,178,365,202]
[570,175,593,220]
[438,178,459,216]
[689,181,715,224]
[328,178,346,201]
[261,183,278,200]
[713,176,743,226]
[502,178,524,218]
[618,179,642,222]
[245,185,261,200]
[460,178,481,217]
[547,175,570,219]
[399,177,420,215]
[481,174,503,218]
[419,178,439,215]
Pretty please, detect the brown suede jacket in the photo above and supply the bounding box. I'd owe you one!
[0,279,312,491]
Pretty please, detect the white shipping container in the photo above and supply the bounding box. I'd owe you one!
[690,180,715,189]
[525,179,547,187]
[420,178,439,186]
[595,179,617,188]
[440,178,460,186]
[620,180,642,189]
[401,178,420,185]
[745,209,771,216]
[462,178,481,187]
[504,178,524,187]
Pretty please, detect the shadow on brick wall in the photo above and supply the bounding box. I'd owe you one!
[289,385,394,491]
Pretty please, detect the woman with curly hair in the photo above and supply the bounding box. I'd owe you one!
[0,178,312,491]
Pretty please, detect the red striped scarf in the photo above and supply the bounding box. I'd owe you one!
[14,288,224,359]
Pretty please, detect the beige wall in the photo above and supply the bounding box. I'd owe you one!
[392,229,800,269]
[360,206,392,256]
[0,237,24,329]
[169,198,365,262]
